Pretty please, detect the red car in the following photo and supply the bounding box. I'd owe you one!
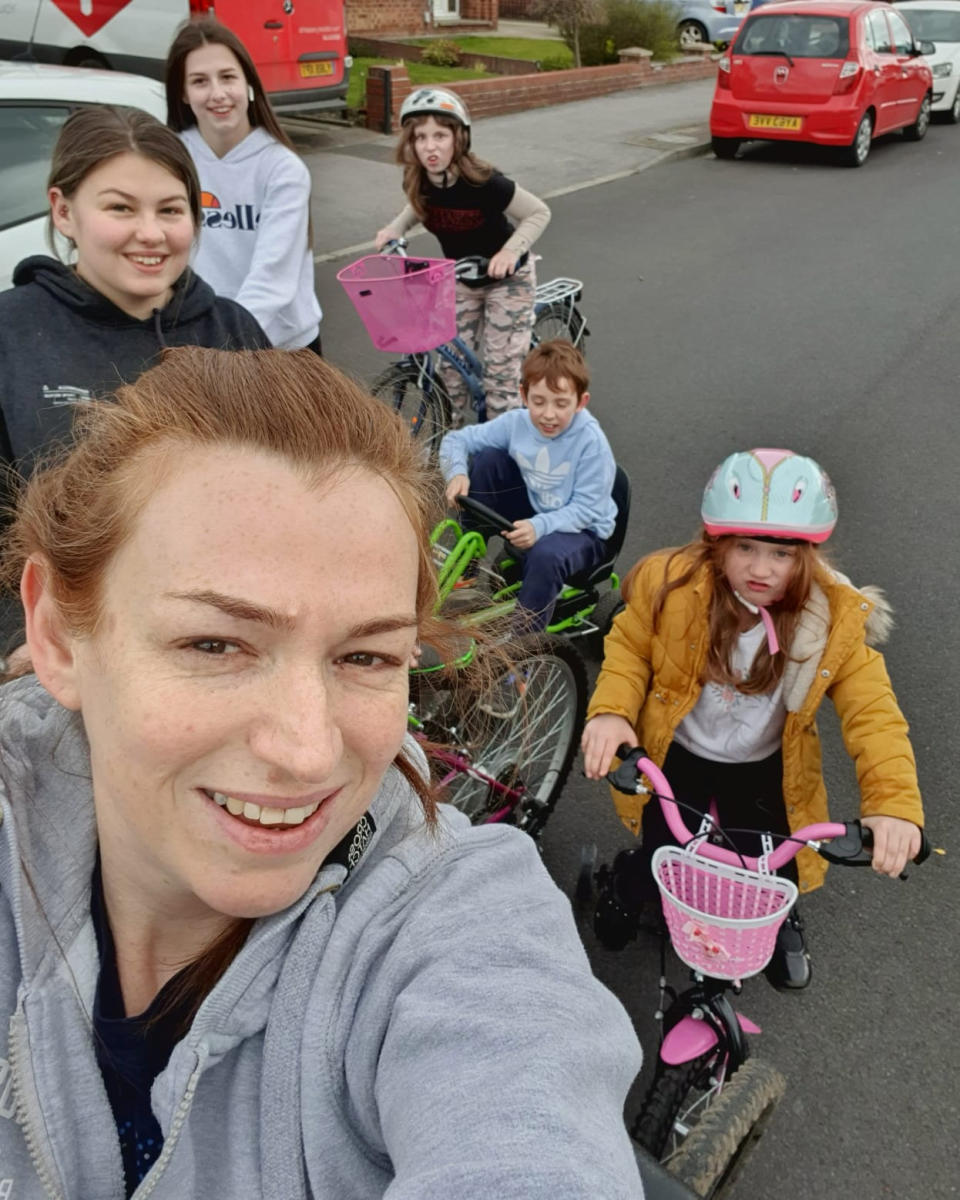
[709,0,934,165]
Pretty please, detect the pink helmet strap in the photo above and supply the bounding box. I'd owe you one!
[732,590,780,655]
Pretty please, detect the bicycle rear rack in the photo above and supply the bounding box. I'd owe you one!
[534,277,584,305]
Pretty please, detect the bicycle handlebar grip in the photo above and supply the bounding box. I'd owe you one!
[606,745,646,794]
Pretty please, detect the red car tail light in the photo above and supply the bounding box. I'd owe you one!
[833,60,861,94]
[717,54,732,88]
[713,2,727,10]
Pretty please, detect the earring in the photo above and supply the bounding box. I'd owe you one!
[248,84,255,104]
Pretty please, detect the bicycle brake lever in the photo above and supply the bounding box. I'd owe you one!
[819,822,932,879]
[818,821,873,866]
[605,744,647,794]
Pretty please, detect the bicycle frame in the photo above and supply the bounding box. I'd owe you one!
[369,239,587,425]
[610,750,850,1074]
[431,514,619,639]
[608,747,928,1073]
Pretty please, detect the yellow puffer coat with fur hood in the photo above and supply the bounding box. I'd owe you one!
[586,551,924,893]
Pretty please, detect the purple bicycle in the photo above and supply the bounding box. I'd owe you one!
[590,745,929,1198]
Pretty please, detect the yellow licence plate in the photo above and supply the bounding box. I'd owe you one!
[299,60,333,78]
[748,114,802,130]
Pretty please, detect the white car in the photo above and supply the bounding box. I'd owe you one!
[897,0,960,121]
[0,61,166,292]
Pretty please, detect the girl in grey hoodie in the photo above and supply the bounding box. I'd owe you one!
[0,346,644,1199]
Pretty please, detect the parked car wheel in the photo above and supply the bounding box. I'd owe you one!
[948,88,960,124]
[903,91,932,140]
[844,110,873,167]
[678,19,708,47]
[712,136,740,159]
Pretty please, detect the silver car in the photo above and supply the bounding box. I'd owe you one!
[669,0,748,48]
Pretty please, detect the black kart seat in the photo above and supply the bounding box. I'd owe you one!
[565,464,631,591]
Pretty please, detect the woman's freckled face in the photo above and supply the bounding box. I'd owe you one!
[66,447,420,923]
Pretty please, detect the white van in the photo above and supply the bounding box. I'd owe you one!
[0,0,350,111]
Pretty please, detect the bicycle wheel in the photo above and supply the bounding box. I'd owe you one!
[416,636,587,838]
[370,364,451,458]
[666,1059,785,1199]
[531,301,588,352]
[633,1052,725,1161]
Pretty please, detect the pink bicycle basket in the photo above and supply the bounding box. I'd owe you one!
[652,845,799,981]
[337,255,457,353]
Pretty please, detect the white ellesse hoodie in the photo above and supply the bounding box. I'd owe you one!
[182,126,321,349]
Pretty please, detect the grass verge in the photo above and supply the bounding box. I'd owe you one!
[408,36,572,64]
[348,57,496,110]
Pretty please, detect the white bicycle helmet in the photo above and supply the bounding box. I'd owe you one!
[399,87,472,132]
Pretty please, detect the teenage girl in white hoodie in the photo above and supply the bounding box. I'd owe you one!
[165,18,322,351]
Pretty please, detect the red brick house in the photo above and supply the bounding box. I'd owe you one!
[346,0,498,36]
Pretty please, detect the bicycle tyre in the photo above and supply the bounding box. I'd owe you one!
[632,1052,721,1160]
[370,364,451,458]
[417,635,588,839]
[666,1058,785,1198]
[531,301,588,352]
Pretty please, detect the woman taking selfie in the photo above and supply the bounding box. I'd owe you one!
[165,18,322,351]
[0,104,268,475]
[0,347,643,1197]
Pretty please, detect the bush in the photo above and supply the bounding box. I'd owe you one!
[564,0,681,65]
[420,39,463,67]
[539,53,574,71]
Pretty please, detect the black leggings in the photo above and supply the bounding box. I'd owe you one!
[631,742,796,902]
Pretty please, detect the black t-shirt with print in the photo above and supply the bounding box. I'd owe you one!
[421,172,517,260]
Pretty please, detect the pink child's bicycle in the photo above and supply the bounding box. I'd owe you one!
[591,745,929,1199]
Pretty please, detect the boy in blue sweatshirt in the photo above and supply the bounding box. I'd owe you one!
[440,340,616,632]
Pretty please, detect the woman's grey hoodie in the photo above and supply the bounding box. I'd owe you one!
[0,677,645,1199]
[0,256,269,474]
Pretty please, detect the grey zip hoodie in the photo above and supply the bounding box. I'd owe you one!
[0,677,644,1199]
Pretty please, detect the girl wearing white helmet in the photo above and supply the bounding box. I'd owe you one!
[374,87,551,418]
[581,449,924,990]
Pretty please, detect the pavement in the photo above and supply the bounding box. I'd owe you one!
[282,78,715,262]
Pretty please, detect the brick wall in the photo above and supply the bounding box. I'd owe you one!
[347,0,497,34]
[498,0,538,13]
[346,0,426,35]
[365,57,717,130]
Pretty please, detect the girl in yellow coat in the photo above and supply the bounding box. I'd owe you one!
[582,449,924,989]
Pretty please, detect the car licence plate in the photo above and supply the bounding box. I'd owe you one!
[734,1,748,13]
[299,61,333,77]
[748,114,802,130]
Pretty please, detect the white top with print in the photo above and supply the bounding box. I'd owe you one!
[673,622,786,764]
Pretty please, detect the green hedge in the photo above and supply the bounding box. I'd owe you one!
[564,0,680,64]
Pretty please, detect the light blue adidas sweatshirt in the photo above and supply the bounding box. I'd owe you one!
[0,678,644,1199]
[439,408,617,541]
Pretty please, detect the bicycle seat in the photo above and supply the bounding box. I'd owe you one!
[456,252,530,289]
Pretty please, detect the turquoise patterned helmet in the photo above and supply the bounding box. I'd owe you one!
[701,449,837,543]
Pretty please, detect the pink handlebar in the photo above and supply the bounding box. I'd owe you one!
[635,755,846,872]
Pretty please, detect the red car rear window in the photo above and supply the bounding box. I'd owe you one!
[734,13,851,58]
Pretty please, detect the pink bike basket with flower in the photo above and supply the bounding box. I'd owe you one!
[337,255,457,353]
[652,845,799,981]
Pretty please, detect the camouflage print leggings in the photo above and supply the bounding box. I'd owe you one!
[440,256,536,417]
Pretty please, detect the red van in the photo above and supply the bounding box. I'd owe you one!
[0,0,351,111]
